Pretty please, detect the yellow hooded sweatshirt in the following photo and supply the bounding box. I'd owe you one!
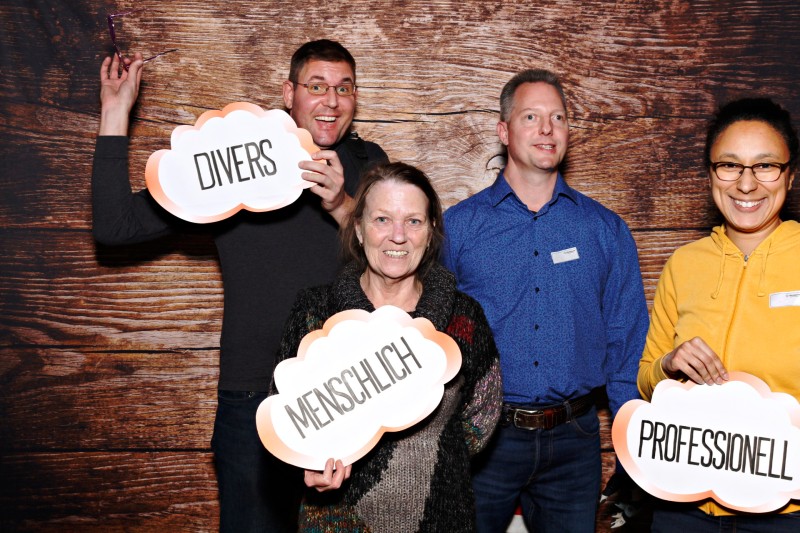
[638,220,800,516]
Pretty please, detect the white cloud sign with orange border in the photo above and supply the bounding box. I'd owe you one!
[613,372,800,512]
[145,103,318,223]
[256,306,463,471]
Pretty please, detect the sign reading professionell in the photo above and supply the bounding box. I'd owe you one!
[255,306,463,471]
[613,372,800,513]
[145,103,319,223]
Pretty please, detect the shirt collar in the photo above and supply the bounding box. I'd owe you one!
[488,168,579,208]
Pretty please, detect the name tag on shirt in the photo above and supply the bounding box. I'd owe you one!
[770,290,800,308]
[551,247,579,264]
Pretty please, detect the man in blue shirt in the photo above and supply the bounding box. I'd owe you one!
[443,69,648,532]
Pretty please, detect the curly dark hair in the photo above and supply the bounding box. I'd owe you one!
[705,97,799,173]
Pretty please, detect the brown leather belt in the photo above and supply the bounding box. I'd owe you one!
[502,394,595,431]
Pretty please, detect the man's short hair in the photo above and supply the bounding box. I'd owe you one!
[289,40,357,83]
[500,69,567,122]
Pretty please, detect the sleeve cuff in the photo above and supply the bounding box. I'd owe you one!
[94,136,129,158]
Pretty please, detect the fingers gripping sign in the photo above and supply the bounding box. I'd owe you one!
[304,458,352,492]
[299,150,353,224]
[662,336,730,386]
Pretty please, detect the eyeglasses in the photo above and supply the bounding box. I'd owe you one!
[294,81,356,97]
[107,9,178,71]
[710,161,790,182]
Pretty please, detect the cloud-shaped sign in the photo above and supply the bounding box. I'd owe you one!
[613,372,800,513]
[145,103,319,223]
[256,305,463,471]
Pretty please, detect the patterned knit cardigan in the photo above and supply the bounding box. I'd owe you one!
[273,261,502,533]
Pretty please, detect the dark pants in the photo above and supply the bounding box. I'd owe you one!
[471,405,602,533]
[652,502,800,533]
[211,390,302,533]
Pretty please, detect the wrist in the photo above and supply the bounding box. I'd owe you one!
[99,108,130,136]
[660,352,679,378]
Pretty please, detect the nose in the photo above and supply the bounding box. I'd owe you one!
[324,87,339,108]
[737,167,759,193]
[390,221,407,243]
[540,116,552,135]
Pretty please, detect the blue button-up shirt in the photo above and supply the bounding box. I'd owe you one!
[443,171,648,415]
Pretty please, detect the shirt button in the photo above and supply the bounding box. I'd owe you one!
[534,324,539,330]
[533,361,539,367]
[533,250,539,257]
[535,287,540,293]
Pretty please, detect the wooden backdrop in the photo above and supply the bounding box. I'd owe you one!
[2,0,799,531]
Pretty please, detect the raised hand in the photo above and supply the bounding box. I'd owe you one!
[98,52,144,135]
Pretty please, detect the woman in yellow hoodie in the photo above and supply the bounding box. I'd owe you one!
[638,97,799,532]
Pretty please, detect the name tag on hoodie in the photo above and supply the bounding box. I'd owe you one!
[770,291,800,308]
[551,247,579,264]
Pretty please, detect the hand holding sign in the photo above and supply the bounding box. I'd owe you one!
[613,372,800,513]
[145,103,319,223]
[305,458,352,492]
[256,305,462,471]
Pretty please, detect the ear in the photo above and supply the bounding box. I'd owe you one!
[788,169,795,191]
[355,222,363,245]
[497,121,509,146]
[282,80,295,110]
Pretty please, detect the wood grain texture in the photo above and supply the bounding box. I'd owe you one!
[1,452,219,532]
[1,231,222,348]
[0,348,217,450]
[3,0,800,530]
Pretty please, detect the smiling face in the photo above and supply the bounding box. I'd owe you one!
[283,60,357,149]
[497,81,569,178]
[710,120,795,251]
[355,180,432,288]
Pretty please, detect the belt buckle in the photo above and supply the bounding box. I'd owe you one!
[513,408,543,430]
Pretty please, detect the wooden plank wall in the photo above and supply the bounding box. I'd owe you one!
[2,0,799,531]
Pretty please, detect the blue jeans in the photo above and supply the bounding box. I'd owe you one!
[652,502,800,533]
[472,405,601,533]
[211,390,302,533]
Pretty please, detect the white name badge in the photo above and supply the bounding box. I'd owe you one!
[551,247,579,264]
[770,291,800,308]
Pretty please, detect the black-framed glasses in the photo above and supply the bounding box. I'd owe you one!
[710,161,790,182]
[294,81,356,97]
[107,9,178,70]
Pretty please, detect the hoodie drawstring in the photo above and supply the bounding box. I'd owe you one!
[757,238,772,298]
[711,238,726,299]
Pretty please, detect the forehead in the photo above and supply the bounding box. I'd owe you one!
[295,60,355,82]
[712,120,788,155]
[364,180,428,210]
[511,82,565,113]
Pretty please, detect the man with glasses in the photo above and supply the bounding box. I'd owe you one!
[92,39,387,532]
[443,69,649,532]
